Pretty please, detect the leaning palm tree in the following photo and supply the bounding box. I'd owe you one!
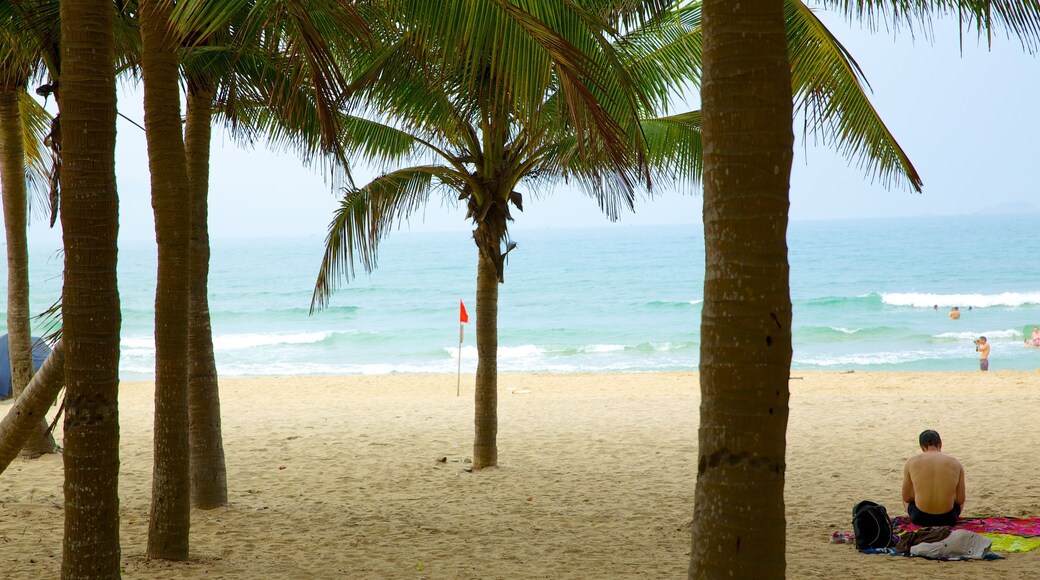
[311,1,657,470]
[57,0,122,575]
[0,341,63,474]
[690,0,1040,577]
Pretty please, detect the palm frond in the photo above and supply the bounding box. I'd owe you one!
[614,1,702,108]
[532,133,638,221]
[310,165,468,312]
[788,0,922,191]
[172,0,372,168]
[338,115,438,170]
[18,90,53,222]
[639,110,703,187]
[816,0,1040,52]
[381,0,646,183]
[173,0,369,47]
[336,35,483,157]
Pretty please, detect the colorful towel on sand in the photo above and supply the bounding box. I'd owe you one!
[986,534,1040,553]
[892,516,1040,537]
[859,547,1004,560]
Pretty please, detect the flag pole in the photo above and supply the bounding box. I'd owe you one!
[457,322,463,397]
[457,299,469,397]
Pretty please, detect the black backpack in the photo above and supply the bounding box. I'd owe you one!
[852,500,893,550]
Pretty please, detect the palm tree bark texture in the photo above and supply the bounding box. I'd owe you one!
[691,1,793,579]
[139,0,193,561]
[0,88,34,401]
[472,209,506,470]
[58,0,122,576]
[185,81,228,509]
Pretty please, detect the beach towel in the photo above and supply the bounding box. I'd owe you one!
[892,516,1040,537]
[890,516,1040,554]
[859,546,1005,561]
[986,534,1040,553]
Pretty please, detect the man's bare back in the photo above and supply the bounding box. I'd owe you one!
[902,430,966,526]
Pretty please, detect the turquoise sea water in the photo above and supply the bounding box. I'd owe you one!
[5,213,1040,378]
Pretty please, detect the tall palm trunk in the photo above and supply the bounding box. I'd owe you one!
[140,0,192,560]
[472,248,499,470]
[0,88,57,458]
[0,89,33,396]
[471,209,507,470]
[184,83,227,509]
[58,0,122,576]
[691,1,793,578]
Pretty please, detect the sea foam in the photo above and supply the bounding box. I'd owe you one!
[882,292,1040,309]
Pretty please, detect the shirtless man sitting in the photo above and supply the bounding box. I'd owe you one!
[902,429,966,527]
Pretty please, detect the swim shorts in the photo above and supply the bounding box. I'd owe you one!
[908,501,961,527]
[980,358,989,371]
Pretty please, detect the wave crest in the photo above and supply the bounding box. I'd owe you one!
[882,292,1040,309]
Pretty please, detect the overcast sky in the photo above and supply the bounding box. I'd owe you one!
[12,9,1039,247]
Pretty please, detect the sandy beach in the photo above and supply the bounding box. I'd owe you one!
[2,371,1039,578]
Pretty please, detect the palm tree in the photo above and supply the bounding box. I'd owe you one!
[311,1,655,470]
[691,2,793,576]
[137,0,369,546]
[690,1,1040,577]
[57,0,122,575]
[139,0,193,560]
[0,52,34,388]
[183,60,228,510]
[0,0,57,457]
[170,0,371,509]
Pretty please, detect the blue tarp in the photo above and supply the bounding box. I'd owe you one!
[0,335,52,398]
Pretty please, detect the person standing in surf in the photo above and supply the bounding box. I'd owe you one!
[975,336,990,371]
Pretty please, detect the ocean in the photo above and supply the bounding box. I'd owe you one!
[5,212,1040,378]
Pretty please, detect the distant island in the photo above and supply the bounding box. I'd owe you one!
[977,200,1040,215]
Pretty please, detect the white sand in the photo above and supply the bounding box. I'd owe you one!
[2,371,1039,578]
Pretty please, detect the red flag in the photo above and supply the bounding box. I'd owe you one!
[459,300,469,323]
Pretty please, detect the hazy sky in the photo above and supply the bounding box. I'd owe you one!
[12,9,1039,247]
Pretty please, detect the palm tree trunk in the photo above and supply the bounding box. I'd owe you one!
[0,342,64,475]
[472,249,498,469]
[184,84,228,509]
[691,1,794,578]
[0,88,57,458]
[0,89,33,397]
[140,0,192,561]
[471,213,505,470]
[58,0,122,576]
